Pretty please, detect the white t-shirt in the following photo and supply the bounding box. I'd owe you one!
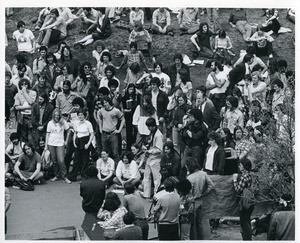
[74,120,93,138]
[116,160,140,180]
[47,119,69,146]
[96,158,115,177]
[248,81,267,103]
[206,71,229,94]
[12,29,35,52]
[151,90,159,110]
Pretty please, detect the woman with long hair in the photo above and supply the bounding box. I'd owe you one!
[96,51,113,80]
[213,29,234,63]
[122,83,141,149]
[41,52,58,88]
[58,45,81,78]
[177,68,193,102]
[132,94,158,145]
[44,108,71,183]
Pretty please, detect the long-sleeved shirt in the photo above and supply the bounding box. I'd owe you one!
[99,207,127,229]
[233,171,252,195]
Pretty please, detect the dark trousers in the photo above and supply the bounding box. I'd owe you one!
[68,136,90,181]
[240,205,254,240]
[64,130,75,174]
[125,116,137,150]
[134,218,149,240]
[158,223,179,240]
[261,19,281,34]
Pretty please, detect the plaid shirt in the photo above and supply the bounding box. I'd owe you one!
[235,139,251,158]
[100,207,127,229]
[125,51,145,67]
[234,171,252,195]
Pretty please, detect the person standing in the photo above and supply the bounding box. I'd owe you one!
[13,20,36,69]
[233,157,254,241]
[97,96,125,163]
[142,117,163,199]
[45,109,71,183]
[80,166,106,217]
[153,177,181,240]
[186,157,215,240]
[68,108,94,181]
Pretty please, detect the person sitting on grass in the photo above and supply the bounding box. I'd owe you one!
[14,143,44,184]
[36,8,67,48]
[151,8,174,36]
[177,8,201,35]
[117,42,149,72]
[190,22,214,58]
[74,9,111,48]
[114,211,143,240]
[113,151,141,189]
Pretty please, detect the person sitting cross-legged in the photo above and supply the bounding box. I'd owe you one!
[14,143,44,184]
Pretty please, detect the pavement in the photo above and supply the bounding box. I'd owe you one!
[5,179,157,240]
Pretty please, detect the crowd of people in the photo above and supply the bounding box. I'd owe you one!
[5,7,295,240]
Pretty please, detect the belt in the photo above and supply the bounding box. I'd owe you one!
[136,218,147,221]
[103,130,114,135]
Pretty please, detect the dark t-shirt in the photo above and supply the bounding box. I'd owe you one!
[196,30,213,48]
[18,152,41,172]
[5,84,18,108]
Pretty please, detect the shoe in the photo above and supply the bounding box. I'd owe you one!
[63,178,72,184]
[35,25,41,30]
[168,31,174,37]
[51,177,60,182]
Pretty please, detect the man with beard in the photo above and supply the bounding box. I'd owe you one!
[97,96,125,163]
[32,74,52,97]
[11,63,31,90]
[31,92,54,148]
[6,133,25,166]
[56,80,80,119]
[206,60,229,113]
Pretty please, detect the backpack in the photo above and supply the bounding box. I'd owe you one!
[14,178,35,191]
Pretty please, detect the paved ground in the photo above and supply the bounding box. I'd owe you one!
[5,180,267,240]
[5,180,158,239]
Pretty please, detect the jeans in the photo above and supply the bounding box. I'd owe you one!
[190,200,211,240]
[37,29,65,47]
[182,145,203,168]
[235,20,252,41]
[134,219,149,240]
[48,145,67,179]
[143,158,161,198]
[102,132,119,163]
[206,8,221,32]
[180,223,191,240]
[15,170,44,181]
[240,205,254,240]
[151,24,174,34]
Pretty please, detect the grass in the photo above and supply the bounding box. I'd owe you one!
[5,8,295,91]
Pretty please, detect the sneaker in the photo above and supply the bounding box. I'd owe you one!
[63,178,72,184]
[168,31,174,37]
[51,177,60,182]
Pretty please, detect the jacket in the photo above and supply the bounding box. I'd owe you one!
[182,120,208,148]
[31,102,55,131]
[203,146,225,175]
[167,63,190,90]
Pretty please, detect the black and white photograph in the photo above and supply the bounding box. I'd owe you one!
[3,2,296,241]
